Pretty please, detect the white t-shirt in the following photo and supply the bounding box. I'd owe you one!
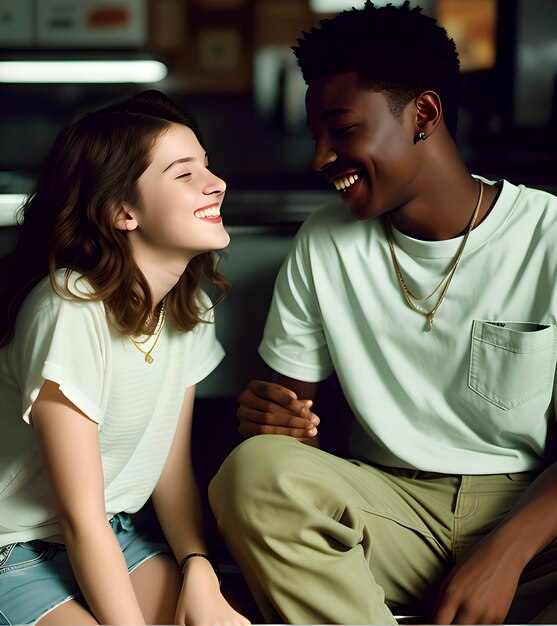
[0,271,224,545]
[259,178,557,474]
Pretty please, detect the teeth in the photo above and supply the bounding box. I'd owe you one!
[194,206,220,218]
[332,173,359,192]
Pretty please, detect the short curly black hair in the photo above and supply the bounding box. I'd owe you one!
[292,1,461,139]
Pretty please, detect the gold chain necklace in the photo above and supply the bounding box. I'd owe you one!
[131,299,166,345]
[129,299,166,364]
[387,180,483,331]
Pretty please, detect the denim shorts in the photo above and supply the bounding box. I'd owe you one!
[0,513,171,625]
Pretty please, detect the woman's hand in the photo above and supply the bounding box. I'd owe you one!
[175,556,251,626]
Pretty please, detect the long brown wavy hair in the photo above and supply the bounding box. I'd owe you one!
[0,90,229,347]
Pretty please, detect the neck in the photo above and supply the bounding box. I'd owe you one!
[129,239,190,309]
[389,136,498,241]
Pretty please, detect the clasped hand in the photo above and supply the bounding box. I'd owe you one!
[237,379,320,442]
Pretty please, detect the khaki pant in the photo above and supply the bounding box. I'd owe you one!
[209,435,557,624]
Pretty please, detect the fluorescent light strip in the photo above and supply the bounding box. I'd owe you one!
[0,194,26,227]
[310,0,407,10]
[0,60,168,84]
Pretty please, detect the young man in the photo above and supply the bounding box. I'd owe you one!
[210,2,557,623]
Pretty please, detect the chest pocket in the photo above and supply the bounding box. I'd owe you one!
[468,320,557,410]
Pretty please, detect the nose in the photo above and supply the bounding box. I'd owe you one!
[203,170,226,196]
[312,139,337,172]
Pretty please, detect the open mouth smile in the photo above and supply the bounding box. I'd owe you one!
[331,172,360,192]
[194,203,222,222]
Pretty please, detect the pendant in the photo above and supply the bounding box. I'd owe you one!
[144,354,154,364]
[427,314,434,331]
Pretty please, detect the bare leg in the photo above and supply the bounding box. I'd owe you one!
[37,554,180,625]
[37,598,98,625]
[130,553,181,624]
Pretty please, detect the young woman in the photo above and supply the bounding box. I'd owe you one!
[0,90,249,626]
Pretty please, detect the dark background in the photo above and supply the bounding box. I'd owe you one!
[1,0,556,196]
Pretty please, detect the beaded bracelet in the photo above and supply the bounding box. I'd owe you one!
[179,552,222,585]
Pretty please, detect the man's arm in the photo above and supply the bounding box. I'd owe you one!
[32,380,145,625]
[433,461,557,624]
[237,374,321,445]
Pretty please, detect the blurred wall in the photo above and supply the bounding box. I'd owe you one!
[1,0,556,196]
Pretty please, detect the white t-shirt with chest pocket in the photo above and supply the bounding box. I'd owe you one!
[259,178,557,474]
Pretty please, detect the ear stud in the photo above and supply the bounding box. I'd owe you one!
[414,130,426,143]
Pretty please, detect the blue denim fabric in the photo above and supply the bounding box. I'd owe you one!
[0,513,170,625]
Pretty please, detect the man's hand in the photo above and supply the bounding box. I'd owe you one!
[433,536,523,624]
[237,379,320,441]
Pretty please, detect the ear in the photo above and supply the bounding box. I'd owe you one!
[414,90,443,140]
[114,203,138,232]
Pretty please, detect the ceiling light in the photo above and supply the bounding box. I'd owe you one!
[310,0,398,11]
[0,60,167,84]
[0,194,26,226]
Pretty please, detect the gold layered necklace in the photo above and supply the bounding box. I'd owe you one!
[387,180,483,331]
[129,299,166,364]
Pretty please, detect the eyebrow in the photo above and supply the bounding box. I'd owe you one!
[162,157,194,173]
[162,153,208,173]
[321,107,356,119]
[307,107,356,131]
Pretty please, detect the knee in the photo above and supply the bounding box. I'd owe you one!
[209,435,304,524]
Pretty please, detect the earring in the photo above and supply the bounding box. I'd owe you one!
[414,130,426,143]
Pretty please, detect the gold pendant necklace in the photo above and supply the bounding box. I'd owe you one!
[387,180,483,331]
[129,299,166,364]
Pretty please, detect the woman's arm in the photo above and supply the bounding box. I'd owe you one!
[32,380,145,625]
[151,385,249,626]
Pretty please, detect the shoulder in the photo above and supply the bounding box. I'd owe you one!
[491,177,557,216]
[193,289,216,324]
[291,199,381,260]
[18,270,106,336]
[38,269,100,310]
[166,289,224,374]
[298,199,351,235]
[469,176,557,242]
[54,268,98,298]
[482,179,557,280]
[295,200,370,245]
[497,179,557,237]
[168,289,217,338]
[510,180,556,203]
[519,185,557,221]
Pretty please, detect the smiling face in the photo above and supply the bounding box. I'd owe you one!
[126,123,229,261]
[306,71,422,221]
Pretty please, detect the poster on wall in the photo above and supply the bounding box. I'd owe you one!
[36,0,147,47]
[197,28,243,71]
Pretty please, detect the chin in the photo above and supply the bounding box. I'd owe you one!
[350,203,376,221]
[204,233,231,253]
[216,231,231,249]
